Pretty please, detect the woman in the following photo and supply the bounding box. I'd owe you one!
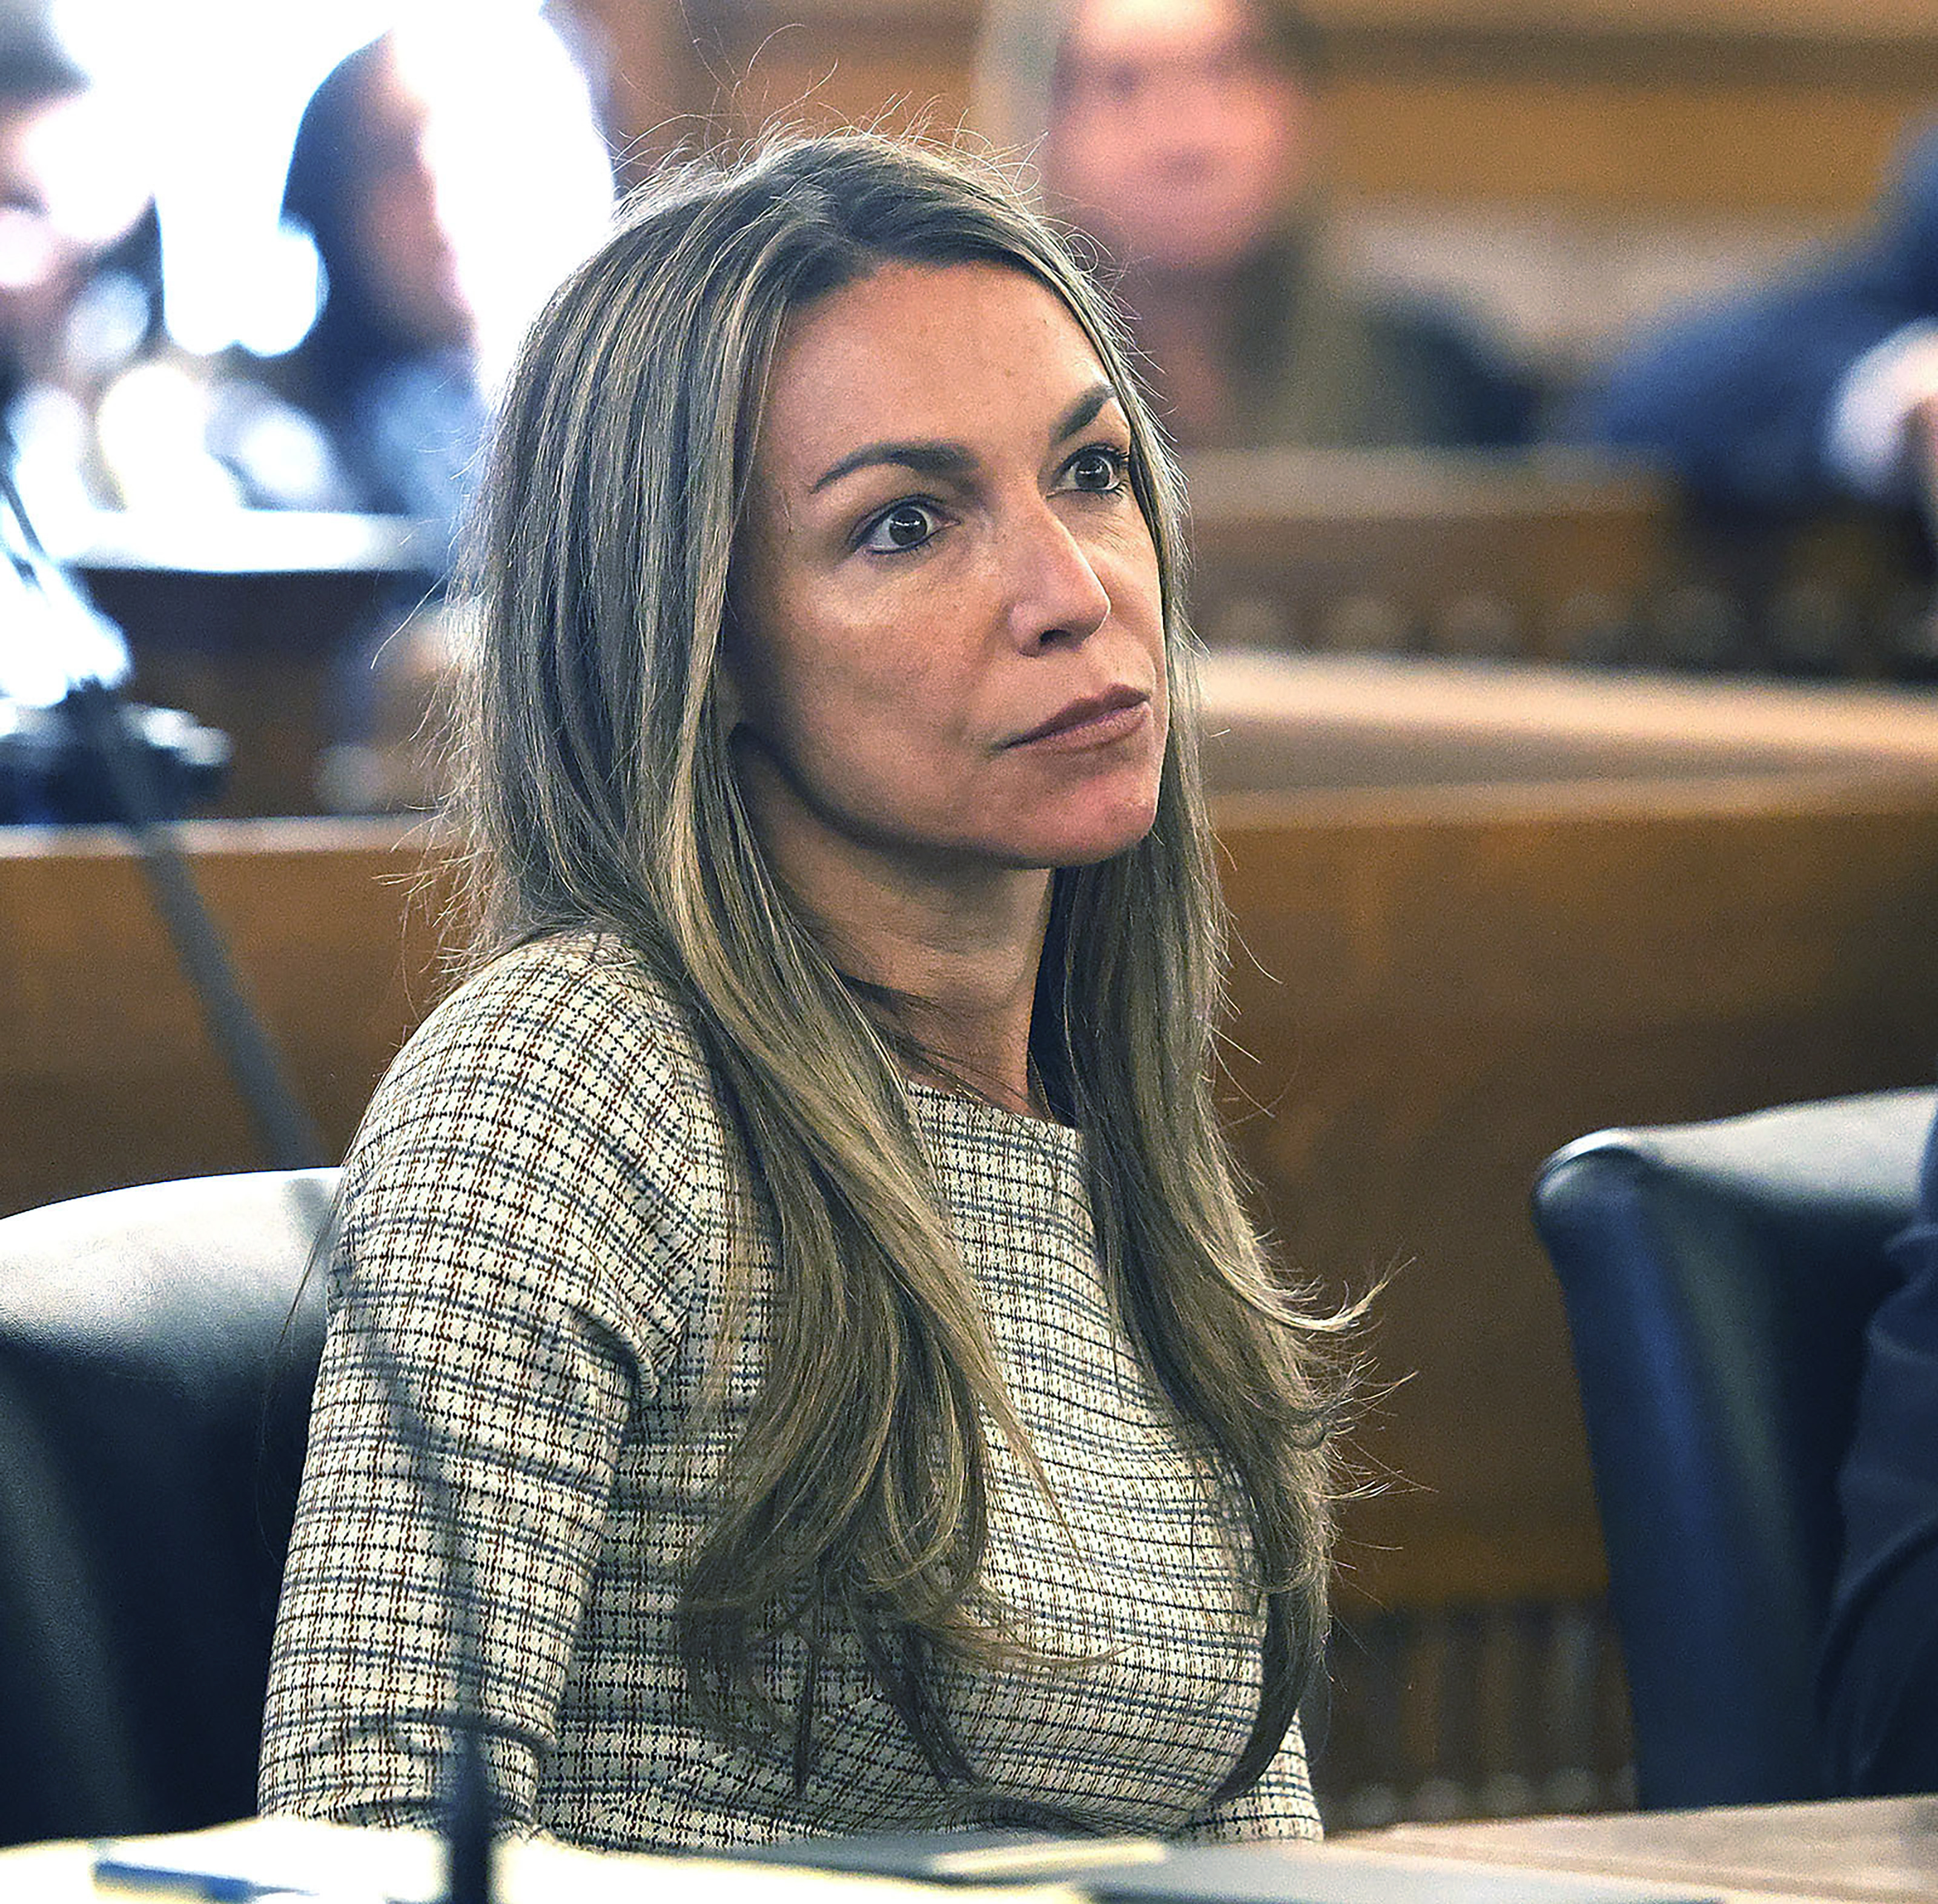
[271,15,614,808]
[973,0,1532,451]
[272,14,613,560]
[260,131,1341,1851]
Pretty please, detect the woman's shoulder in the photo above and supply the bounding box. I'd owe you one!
[366,928,725,1182]
[414,928,696,1045]
[334,933,727,1385]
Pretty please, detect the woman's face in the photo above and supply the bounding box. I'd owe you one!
[729,259,1167,902]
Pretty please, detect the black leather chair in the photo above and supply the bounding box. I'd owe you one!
[1532,1088,1933,1811]
[0,1169,337,1846]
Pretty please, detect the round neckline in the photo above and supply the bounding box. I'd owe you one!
[904,1074,1085,1147]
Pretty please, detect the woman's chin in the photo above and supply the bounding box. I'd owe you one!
[1017,794,1163,870]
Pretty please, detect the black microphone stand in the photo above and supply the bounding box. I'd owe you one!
[0,458,325,1171]
[2,464,497,1899]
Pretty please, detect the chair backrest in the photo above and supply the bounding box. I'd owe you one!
[0,1169,339,1846]
[1531,1088,1932,1810]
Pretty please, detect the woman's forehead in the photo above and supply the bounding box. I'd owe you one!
[755,259,1120,485]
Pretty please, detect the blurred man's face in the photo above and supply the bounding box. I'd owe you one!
[1046,0,1317,276]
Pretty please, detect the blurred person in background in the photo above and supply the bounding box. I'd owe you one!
[0,6,160,541]
[263,5,615,811]
[1572,124,1938,532]
[973,0,1534,453]
[270,7,616,567]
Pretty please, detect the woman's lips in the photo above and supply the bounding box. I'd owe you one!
[1006,686,1151,750]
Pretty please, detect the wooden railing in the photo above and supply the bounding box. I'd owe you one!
[589,0,1938,220]
[10,655,1938,1817]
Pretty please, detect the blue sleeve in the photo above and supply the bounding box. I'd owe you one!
[1566,274,1915,513]
[1565,122,1938,513]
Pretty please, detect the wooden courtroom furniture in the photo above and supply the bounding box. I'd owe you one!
[1194,658,1938,1811]
[76,512,433,822]
[1187,456,1928,679]
[1197,655,1938,1612]
[1217,808,1938,1608]
[0,818,446,1219]
[1183,452,1670,663]
[8,655,1938,1811]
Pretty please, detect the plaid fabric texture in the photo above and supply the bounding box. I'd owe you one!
[259,933,1319,1849]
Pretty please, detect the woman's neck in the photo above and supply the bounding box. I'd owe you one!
[767,828,1054,1116]
[834,870,1054,1119]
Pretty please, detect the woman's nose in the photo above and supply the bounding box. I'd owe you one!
[1004,504,1113,650]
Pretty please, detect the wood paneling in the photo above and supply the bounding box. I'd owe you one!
[1212,774,1938,1605]
[1370,1790,1938,1899]
[1185,454,1669,657]
[0,819,450,1217]
[1326,76,1921,217]
[574,1,1938,218]
[9,669,1938,1613]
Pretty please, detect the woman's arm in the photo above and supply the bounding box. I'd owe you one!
[1169,1712,1321,1843]
[259,939,704,1830]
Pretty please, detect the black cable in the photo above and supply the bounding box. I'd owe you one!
[1,458,326,1171]
[62,679,327,1171]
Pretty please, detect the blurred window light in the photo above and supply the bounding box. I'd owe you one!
[45,0,572,361]
[231,220,326,360]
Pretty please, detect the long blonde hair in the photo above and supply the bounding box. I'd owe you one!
[452,130,1340,1800]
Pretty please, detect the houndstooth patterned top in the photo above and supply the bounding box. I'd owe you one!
[259,931,1320,1850]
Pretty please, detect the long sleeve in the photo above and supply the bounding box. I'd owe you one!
[1567,125,1938,517]
[1172,1713,1320,1842]
[260,938,703,1828]
[1567,279,1904,515]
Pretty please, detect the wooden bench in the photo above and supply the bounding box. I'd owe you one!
[9,655,1938,1811]
[10,659,1938,1592]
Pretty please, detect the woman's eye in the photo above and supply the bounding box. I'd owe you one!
[861,501,941,553]
[1064,446,1129,493]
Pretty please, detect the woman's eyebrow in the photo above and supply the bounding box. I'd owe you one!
[1053,382,1120,444]
[807,383,1125,496]
[810,440,975,494]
